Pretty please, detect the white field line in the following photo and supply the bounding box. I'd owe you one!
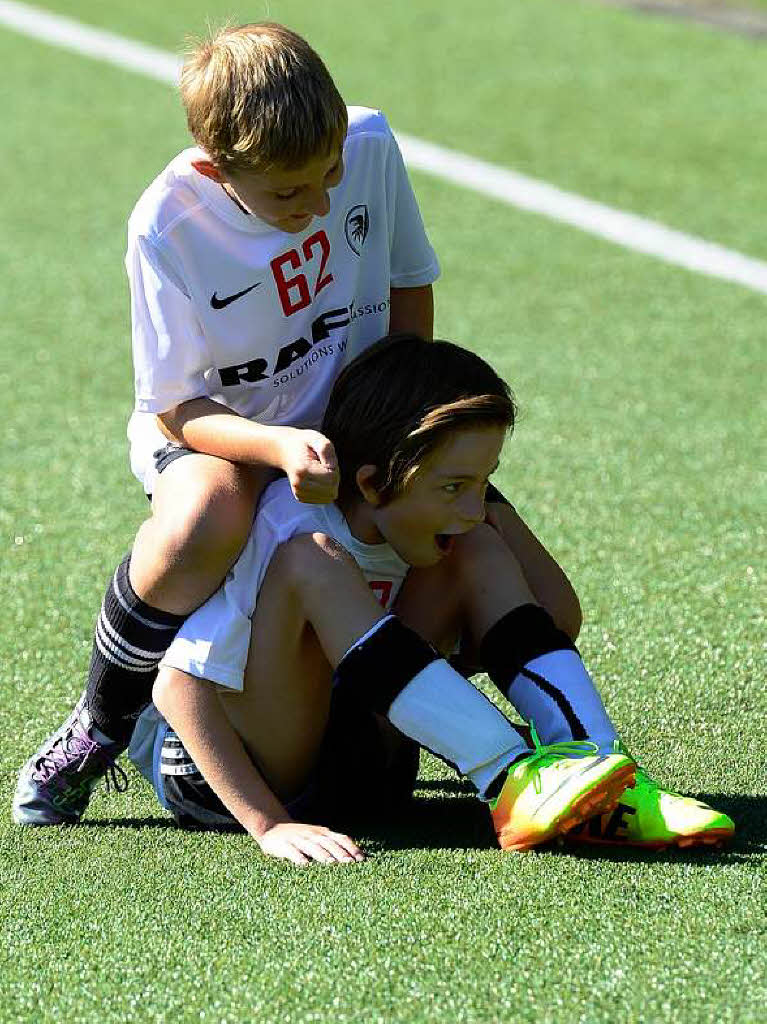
[2,0,767,296]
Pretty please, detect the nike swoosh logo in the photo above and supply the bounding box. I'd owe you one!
[210,281,261,310]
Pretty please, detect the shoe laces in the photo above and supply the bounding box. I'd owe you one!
[33,716,129,793]
[519,721,599,795]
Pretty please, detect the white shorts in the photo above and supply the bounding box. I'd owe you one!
[127,410,174,496]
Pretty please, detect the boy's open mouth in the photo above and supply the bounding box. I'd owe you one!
[435,533,455,554]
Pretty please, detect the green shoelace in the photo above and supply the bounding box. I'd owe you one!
[512,722,600,796]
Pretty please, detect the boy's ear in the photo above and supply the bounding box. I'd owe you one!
[192,159,225,183]
[355,465,382,506]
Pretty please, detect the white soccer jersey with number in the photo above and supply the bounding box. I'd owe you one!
[158,476,409,691]
[126,107,439,488]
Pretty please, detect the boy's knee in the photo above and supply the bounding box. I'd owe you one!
[149,466,257,568]
[452,523,582,641]
[278,532,356,589]
[451,522,504,573]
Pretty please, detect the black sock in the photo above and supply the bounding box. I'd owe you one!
[479,604,618,753]
[84,555,186,744]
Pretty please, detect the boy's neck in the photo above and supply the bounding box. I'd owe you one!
[221,183,250,215]
[337,496,385,546]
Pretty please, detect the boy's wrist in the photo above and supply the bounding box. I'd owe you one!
[258,423,294,470]
[245,808,294,840]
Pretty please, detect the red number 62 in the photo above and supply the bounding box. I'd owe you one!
[271,230,333,317]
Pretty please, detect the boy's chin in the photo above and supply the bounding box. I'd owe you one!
[278,214,313,233]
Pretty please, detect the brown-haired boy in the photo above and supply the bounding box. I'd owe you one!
[14,23,579,826]
[128,336,733,862]
[130,336,636,862]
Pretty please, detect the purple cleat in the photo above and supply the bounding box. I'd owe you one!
[12,694,128,825]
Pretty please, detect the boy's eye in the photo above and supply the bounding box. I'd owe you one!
[442,479,491,497]
[273,162,341,202]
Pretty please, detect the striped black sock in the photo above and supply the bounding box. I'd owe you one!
[84,554,185,744]
[479,604,618,752]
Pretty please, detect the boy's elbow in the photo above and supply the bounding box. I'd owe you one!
[156,408,183,444]
[152,668,181,718]
[153,668,214,724]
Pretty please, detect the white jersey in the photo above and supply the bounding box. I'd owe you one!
[158,477,409,691]
[126,107,439,488]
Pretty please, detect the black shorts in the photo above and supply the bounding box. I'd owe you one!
[161,684,421,831]
[145,443,193,501]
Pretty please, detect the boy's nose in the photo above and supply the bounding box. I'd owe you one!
[303,187,330,217]
[458,492,486,526]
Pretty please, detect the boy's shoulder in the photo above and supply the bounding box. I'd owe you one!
[346,106,393,142]
[127,147,217,243]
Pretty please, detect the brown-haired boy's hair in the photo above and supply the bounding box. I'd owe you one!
[180,22,348,172]
[322,334,516,506]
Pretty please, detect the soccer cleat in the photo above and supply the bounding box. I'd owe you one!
[564,763,735,850]
[12,694,128,825]
[489,723,636,852]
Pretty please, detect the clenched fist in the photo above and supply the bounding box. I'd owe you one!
[277,428,340,503]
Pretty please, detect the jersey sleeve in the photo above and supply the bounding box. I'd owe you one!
[127,233,212,415]
[385,124,441,289]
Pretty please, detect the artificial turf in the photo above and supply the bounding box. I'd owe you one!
[1,2,765,1021]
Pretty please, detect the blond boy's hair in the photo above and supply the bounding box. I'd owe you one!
[180,22,348,172]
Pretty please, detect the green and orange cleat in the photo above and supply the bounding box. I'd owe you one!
[565,765,735,850]
[489,724,636,852]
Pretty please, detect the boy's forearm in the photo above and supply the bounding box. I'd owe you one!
[158,397,339,504]
[389,284,434,339]
[157,397,286,467]
[152,669,292,839]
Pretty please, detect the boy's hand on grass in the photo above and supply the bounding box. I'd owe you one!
[257,822,365,866]
[278,428,339,503]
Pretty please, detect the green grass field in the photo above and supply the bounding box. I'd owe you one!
[1,2,765,1021]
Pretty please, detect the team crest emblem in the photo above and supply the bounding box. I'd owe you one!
[344,205,369,255]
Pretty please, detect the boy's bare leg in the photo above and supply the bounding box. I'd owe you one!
[218,534,390,801]
[394,529,537,655]
[428,503,581,680]
[485,501,582,641]
[217,533,532,816]
[131,454,270,614]
[79,453,270,743]
[417,522,620,754]
[155,535,393,864]
[12,455,269,827]
[397,520,542,684]
[398,523,578,666]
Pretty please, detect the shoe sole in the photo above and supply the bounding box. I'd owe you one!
[497,761,636,852]
[563,827,734,851]
[12,807,81,826]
